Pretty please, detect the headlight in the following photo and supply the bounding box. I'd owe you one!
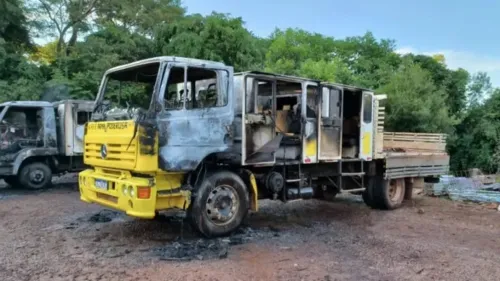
[122,184,128,196]
[128,186,135,197]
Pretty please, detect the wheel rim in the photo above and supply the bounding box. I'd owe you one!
[205,184,239,226]
[387,179,403,202]
[29,169,45,184]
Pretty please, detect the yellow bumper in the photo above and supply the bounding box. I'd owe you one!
[79,169,190,219]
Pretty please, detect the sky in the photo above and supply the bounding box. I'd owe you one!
[183,0,500,86]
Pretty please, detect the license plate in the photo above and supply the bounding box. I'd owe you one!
[95,179,108,190]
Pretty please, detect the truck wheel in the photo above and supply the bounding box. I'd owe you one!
[188,171,249,237]
[4,176,19,188]
[373,177,406,210]
[18,162,52,190]
[362,176,377,208]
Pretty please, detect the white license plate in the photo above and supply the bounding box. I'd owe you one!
[95,179,108,190]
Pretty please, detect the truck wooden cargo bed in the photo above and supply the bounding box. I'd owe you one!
[382,132,449,179]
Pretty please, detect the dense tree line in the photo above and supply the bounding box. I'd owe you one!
[0,0,498,173]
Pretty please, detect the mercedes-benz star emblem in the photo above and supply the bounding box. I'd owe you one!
[100,144,108,159]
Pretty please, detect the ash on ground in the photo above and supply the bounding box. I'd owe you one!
[153,226,277,261]
[87,209,123,223]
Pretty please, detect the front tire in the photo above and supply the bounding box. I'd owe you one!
[18,162,52,189]
[188,171,249,237]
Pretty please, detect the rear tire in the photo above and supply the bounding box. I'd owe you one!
[188,171,249,237]
[18,162,52,190]
[373,177,406,210]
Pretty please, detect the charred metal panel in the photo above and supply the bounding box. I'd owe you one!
[157,114,233,171]
[43,107,58,148]
[56,104,66,154]
[138,120,157,155]
[12,148,59,174]
[156,63,235,172]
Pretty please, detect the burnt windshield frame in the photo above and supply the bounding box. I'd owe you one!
[0,106,6,120]
[92,62,163,118]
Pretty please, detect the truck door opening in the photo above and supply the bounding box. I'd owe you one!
[318,86,342,160]
[342,89,362,158]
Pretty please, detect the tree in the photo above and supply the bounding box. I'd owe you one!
[380,60,455,133]
[467,72,492,107]
[154,13,265,71]
[0,0,45,102]
[61,25,154,100]
[265,28,337,75]
[29,40,58,64]
[448,89,500,173]
[95,0,185,37]
[405,54,470,116]
[332,32,401,89]
[0,0,31,50]
[446,68,469,115]
[28,0,98,54]
[298,58,354,84]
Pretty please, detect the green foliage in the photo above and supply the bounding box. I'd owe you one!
[0,0,31,50]
[448,89,500,173]
[380,60,456,133]
[95,0,185,36]
[404,54,470,116]
[64,25,155,99]
[154,12,265,71]
[332,32,401,89]
[265,28,337,75]
[298,58,354,84]
[467,72,492,107]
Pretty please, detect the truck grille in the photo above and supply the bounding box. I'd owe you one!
[84,142,136,169]
[84,140,137,170]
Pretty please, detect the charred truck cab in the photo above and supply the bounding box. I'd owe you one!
[79,57,449,237]
[0,100,93,189]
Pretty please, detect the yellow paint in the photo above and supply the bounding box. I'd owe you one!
[305,138,317,161]
[84,120,158,173]
[362,132,372,156]
[81,119,259,220]
[79,168,190,219]
[248,173,259,211]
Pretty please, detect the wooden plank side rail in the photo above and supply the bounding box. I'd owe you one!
[383,132,447,152]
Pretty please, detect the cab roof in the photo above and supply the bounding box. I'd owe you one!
[0,101,52,107]
[105,56,227,75]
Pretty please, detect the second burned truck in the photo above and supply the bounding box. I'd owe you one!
[79,57,449,237]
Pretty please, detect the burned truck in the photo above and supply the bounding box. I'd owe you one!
[0,100,93,189]
[79,57,449,237]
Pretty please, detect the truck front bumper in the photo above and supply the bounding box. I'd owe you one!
[79,169,190,219]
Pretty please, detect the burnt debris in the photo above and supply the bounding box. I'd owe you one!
[88,210,122,223]
[153,226,275,261]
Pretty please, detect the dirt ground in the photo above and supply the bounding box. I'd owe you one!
[1,176,500,281]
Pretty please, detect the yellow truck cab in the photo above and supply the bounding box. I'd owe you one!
[79,56,449,237]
